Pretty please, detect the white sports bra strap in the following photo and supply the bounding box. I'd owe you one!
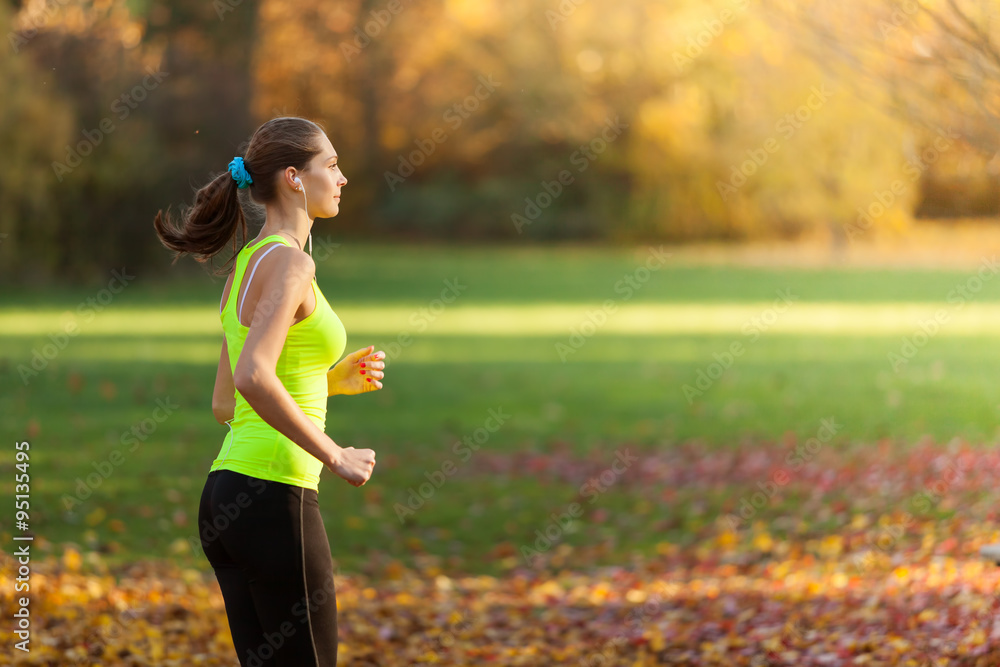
[238,243,283,325]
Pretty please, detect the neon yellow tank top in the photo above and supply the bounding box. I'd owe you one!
[209,234,347,491]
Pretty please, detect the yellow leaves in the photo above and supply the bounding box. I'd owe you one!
[716,530,739,550]
[966,628,987,646]
[637,91,708,158]
[63,546,82,572]
[85,507,106,526]
[8,535,1000,666]
[656,541,678,557]
[817,535,844,559]
[148,636,165,661]
[395,591,417,605]
[533,579,564,601]
[385,560,405,580]
[753,532,775,553]
[625,588,647,603]
[588,582,612,604]
[169,538,190,555]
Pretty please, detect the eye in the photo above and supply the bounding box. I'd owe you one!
[329,163,339,170]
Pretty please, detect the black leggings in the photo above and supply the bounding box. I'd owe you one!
[198,469,338,666]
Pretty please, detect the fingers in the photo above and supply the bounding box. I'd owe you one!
[361,350,386,364]
[358,350,386,390]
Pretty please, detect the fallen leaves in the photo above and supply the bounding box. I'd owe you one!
[7,436,1000,663]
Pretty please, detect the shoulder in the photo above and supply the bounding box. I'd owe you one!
[260,242,315,286]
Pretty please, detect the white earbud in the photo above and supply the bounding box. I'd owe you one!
[292,176,312,257]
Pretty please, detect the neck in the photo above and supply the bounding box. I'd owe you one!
[257,206,313,252]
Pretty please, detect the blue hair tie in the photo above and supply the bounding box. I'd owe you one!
[228,156,253,189]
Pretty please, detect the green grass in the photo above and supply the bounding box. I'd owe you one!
[3,242,1000,576]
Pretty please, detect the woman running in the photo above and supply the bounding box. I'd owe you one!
[153,116,382,666]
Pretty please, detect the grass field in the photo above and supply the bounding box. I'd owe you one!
[4,242,1000,578]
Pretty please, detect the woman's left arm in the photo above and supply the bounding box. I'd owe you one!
[212,335,236,423]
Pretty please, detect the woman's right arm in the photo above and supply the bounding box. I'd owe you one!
[232,247,344,470]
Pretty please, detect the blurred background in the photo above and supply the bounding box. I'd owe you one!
[5,0,1000,284]
[8,0,1000,663]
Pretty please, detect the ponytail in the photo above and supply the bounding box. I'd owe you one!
[153,116,325,277]
[153,167,248,277]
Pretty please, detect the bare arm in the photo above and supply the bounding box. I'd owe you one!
[212,335,236,424]
[232,247,344,469]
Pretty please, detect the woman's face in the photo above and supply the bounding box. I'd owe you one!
[299,133,347,218]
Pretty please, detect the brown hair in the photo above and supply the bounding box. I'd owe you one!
[153,116,326,276]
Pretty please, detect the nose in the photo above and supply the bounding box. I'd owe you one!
[339,173,347,186]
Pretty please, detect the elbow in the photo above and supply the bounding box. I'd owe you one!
[212,403,234,425]
[234,360,275,404]
[233,371,263,402]
[233,376,254,399]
